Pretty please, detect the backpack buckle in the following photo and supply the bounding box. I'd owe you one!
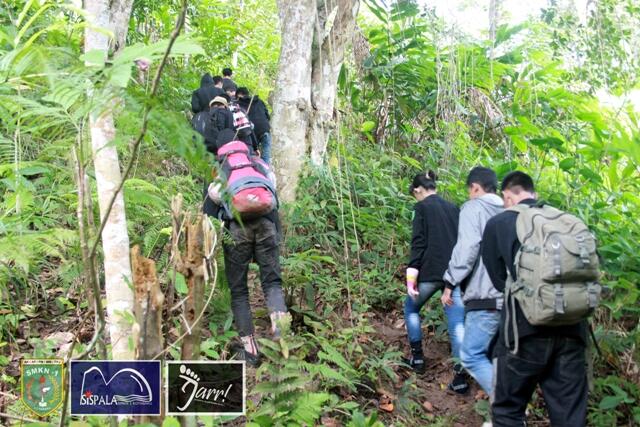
[554,284,565,314]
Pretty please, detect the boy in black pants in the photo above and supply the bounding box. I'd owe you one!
[482,171,588,426]
[206,130,287,366]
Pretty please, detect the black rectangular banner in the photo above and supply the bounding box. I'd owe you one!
[166,361,245,416]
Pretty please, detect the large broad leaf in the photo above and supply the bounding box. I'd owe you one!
[80,49,106,68]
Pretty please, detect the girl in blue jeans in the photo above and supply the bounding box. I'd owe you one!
[403,172,468,392]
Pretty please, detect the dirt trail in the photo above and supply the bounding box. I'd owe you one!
[369,310,486,426]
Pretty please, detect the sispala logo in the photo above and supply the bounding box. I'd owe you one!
[70,361,161,416]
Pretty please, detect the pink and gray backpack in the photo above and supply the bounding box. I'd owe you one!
[217,140,277,219]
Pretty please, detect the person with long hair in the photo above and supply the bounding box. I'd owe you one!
[404,171,467,392]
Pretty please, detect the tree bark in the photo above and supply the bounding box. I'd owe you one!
[309,0,359,165]
[271,0,316,203]
[84,0,134,360]
[178,213,205,361]
[131,245,164,425]
[272,0,359,201]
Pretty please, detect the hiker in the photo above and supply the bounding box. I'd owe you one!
[227,95,258,152]
[222,67,237,93]
[192,96,234,155]
[441,167,504,396]
[403,171,464,382]
[191,73,217,114]
[237,87,272,164]
[207,129,286,367]
[212,75,225,97]
[482,171,594,426]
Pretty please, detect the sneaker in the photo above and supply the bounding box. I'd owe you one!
[402,356,426,374]
[447,371,470,394]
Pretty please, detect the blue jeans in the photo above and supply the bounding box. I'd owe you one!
[461,309,500,396]
[404,282,465,359]
[259,132,272,164]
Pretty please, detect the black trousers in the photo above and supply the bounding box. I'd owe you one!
[492,335,588,427]
[223,218,287,337]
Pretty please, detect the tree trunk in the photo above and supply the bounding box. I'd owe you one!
[272,0,359,201]
[309,0,359,165]
[179,213,205,360]
[84,0,134,360]
[131,245,164,425]
[271,0,316,203]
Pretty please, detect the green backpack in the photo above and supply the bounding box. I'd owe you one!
[505,203,601,353]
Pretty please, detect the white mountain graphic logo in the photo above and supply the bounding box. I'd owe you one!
[80,367,152,405]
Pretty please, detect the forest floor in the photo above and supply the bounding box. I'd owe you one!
[238,276,488,427]
[1,277,518,426]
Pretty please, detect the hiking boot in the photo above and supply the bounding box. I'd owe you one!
[447,364,470,394]
[402,356,426,374]
[237,348,262,368]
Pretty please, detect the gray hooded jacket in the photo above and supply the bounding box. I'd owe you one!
[443,194,504,310]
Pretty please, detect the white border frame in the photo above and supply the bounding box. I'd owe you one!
[69,360,162,416]
[165,360,246,416]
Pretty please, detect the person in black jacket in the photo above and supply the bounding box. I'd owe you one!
[212,75,225,97]
[191,73,218,114]
[482,171,587,427]
[403,171,464,380]
[237,87,272,164]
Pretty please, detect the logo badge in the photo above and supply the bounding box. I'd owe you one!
[70,361,161,415]
[166,361,245,415]
[21,359,64,417]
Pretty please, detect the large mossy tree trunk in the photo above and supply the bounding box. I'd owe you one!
[84,0,135,360]
[271,0,316,203]
[271,0,359,202]
[309,0,360,165]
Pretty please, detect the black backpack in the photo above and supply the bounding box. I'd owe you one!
[192,108,234,153]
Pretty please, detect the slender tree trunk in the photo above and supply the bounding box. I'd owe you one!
[271,0,316,203]
[309,0,359,165]
[84,0,135,360]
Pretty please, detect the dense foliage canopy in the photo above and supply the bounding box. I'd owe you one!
[0,0,638,425]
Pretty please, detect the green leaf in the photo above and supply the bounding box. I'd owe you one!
[162,417,181,427]
[81,49,106,68]
[175,272,188,295]
[599,395,623,410]
[579,167,603,183]
[559,158,576,171]
[109,64,133,88]
[361,121,376,133]
[529,137,565,151]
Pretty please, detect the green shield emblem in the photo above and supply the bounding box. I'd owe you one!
[21,359,64,417]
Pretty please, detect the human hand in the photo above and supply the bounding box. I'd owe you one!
[406,267,419,298]
[207,182,222,203]
[441,287,453,306]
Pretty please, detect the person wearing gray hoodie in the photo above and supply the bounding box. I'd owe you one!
[441,167,504,398]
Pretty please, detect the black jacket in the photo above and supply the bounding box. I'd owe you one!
[408,194,459,283]
[191,74,218,114]
[237,95,271,137]
[482,199,587,355]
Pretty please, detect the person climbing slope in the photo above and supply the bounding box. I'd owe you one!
[482,171,593,426]
[191,73,218,114]
[237,87,272,164]
[442,166,504,397]
[207,129,287,367]
[403,171,464,384]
